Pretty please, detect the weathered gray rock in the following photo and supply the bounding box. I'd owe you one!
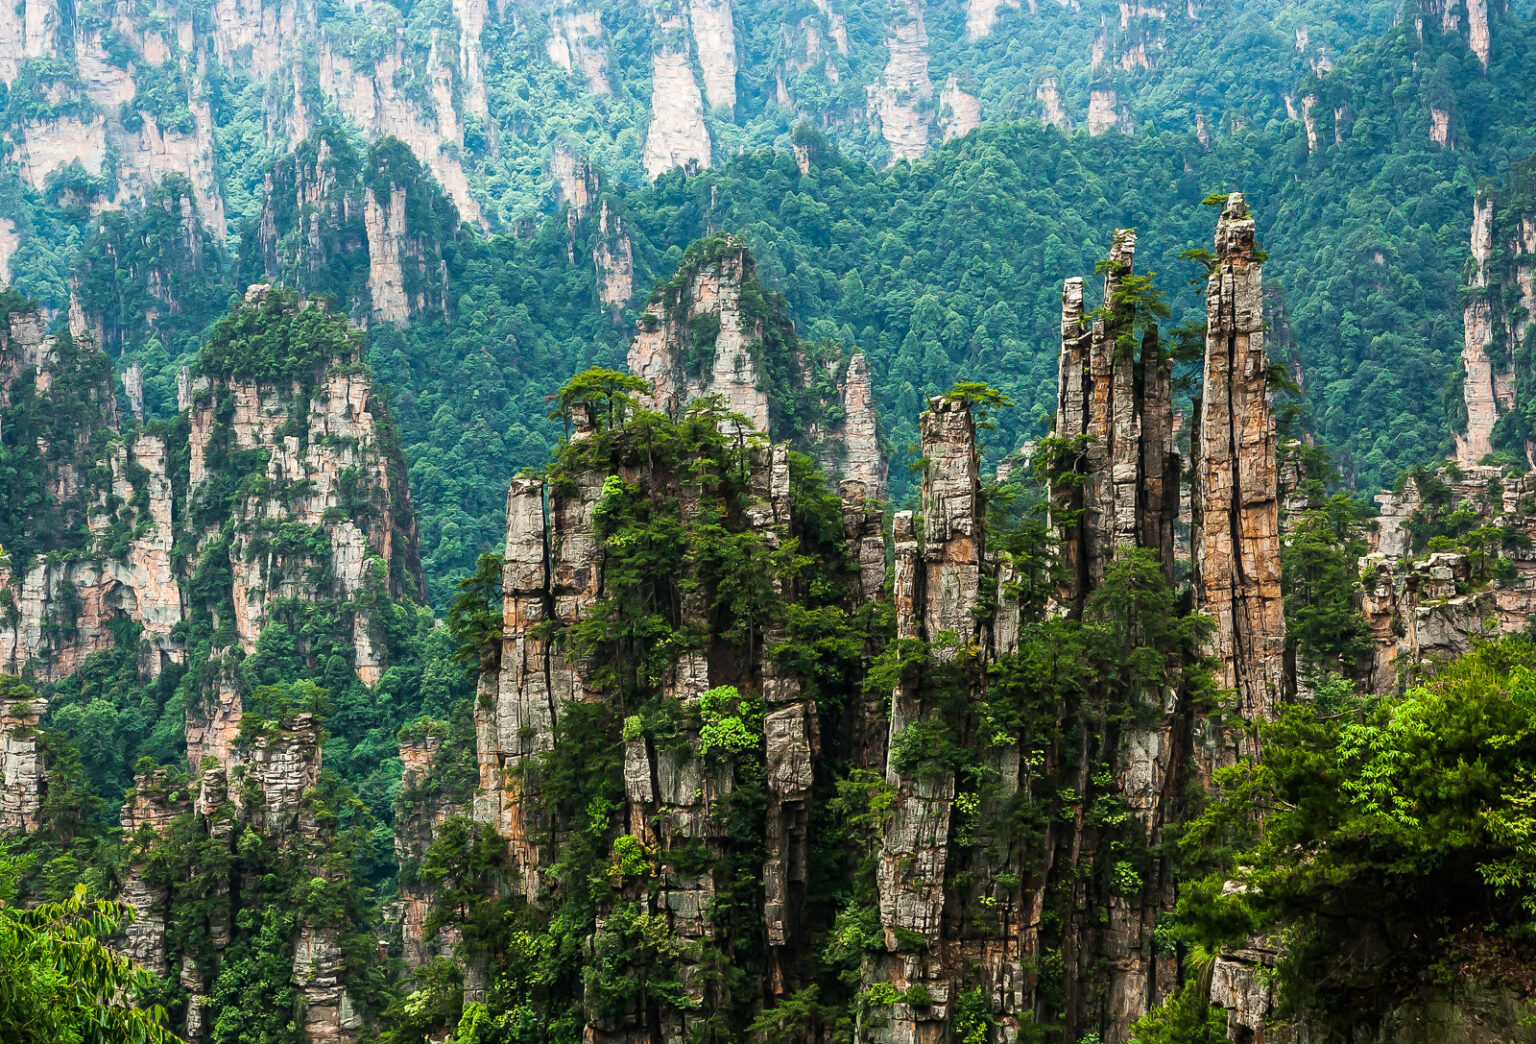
[0,692,46,834]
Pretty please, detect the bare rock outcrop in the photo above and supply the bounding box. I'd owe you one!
[629,237,771,435]
[865,398,983,1042]
[0,688,46,834]
[642,11,712,179]
[1053,229,1177,604]
[839,351,887,500]
[1420,0,1495,68]
[868,1,934,163]
[1037,76,1073,131]
[965,0,1021,40]
[545,3,611,95]
[1046,227,1187,1040]
[940,74,981,141]
[594,199,634,318]
[1191,193,1287,752]
[689,0,738,113]
[1456,187,1535,467]
[1459,195,1506,463]
[1088,87,1133,136]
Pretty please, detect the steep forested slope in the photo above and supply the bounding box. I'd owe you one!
[2,3,1534,605]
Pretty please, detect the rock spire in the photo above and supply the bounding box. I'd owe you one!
[1190,192,1288,746]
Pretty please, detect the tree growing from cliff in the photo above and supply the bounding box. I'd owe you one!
[548,367,650,436]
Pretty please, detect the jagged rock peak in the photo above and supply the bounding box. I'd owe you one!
[1051,227,1177,609]
[629,234,771,435]
[627,235,889,486]
[1192,191,1287,746]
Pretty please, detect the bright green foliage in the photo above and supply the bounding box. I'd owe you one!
[1282,493,1372,674]
[446,552,504,671]
[194,287,368,386]
[0,859,183,1044]
[548,367,652,434]
[1125,979,1227,1044]
[1179,639,1536,1028]
[697,685,763,762]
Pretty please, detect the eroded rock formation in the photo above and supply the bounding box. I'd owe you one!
[118,710,363,1042]
[245,132,458,324]
[1191,193,1287,750]
[1456,184,1535,467]
[1,287,420,753]
[868,0,934,163]
[629,238,771,434]
[1052,229,1177,604]
[0,687,46,834]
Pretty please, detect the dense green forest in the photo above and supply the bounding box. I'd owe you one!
[20,2,1530,606]
[9,1,1536,1040]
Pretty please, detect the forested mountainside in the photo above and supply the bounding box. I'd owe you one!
[0,0,1417,255]
[9,189,1536,1044]
[2,0,1535,602]
[9,0,1536,1042]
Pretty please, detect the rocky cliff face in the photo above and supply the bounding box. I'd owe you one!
[1,286,420,741]
[0,303,184,681]
[641,4,717,179]
[628,236,885,474]
[629,238,772,434]
[1456,177,1536,466]
[244,133,458,325]
[1191,193,1287,755]
[0,686,46,833]
[462,239,896,1041]
[1363,461,1536,692]
[1052,229,1177,603]
[865,398,987,1043]
[6,3,226,235]
[474,411,864,1042]
[464,211,1289,1042]
[5,0,486,238]
[118,709,367,1042]
[867,1,934,163]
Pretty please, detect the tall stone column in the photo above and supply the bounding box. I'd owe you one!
[1192,192,1288,751]
[1051,230,1178,610]
[864,396,983,1043]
